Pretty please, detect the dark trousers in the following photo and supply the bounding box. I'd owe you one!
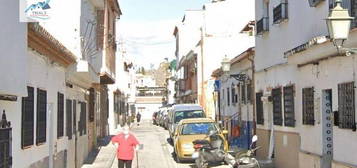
[118,159,132,168]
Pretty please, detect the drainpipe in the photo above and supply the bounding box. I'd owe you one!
[248,54,256,136]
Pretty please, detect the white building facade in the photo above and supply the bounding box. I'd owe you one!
[254,0,357,168]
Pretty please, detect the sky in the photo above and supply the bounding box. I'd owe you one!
[117,0,209,69]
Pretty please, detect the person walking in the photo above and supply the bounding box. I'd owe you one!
[136,112,141,126]
[111,126,140,168]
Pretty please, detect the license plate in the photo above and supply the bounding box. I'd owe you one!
[192,152,199,159]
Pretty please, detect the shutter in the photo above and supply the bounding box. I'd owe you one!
[66,99,73,140]
[227,88,230,106]
[256,92,264,125]
[21,86,34,148]
[283,86,295,127]
[89,88,95,122]
[36,89,47,144]
[303,87,315,125]
[81,102,87,135]
[272,88,283,125]
[338,82,355,129]
[57,92,64,138]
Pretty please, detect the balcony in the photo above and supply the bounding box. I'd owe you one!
[273,2,288,24]
[256,17,269,35]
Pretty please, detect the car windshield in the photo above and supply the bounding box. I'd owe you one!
[181,123,217,135]
[174,110,204,123]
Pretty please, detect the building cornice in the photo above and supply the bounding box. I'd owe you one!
[28,23,76,67]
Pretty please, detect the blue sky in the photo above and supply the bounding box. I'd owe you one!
[117,0,209,68]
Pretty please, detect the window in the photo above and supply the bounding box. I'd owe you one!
[36,89,47,145]
[302,87,315,125]
[241,83,246,104]
[273,0,288,24]
[21,86,34,148]
[257,1,270,34]
[227,88,230,106]
[256,92,264,125]
[272,87,283,125]
[283,86,295,127]
[0,125,12,167]
[338,82,356,129]
[79,102,87,136]
[231,87,236,104]
[66,99,73,140]
[247,83,252,104]
[57,92,64,138]
[89,88,95,122]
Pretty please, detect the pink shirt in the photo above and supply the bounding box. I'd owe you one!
[111,133,140,160]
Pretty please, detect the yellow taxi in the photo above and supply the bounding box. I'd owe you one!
[173,118,228,162]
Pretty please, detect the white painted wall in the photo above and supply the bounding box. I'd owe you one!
[0,51,69,168]
[0,0,27,96]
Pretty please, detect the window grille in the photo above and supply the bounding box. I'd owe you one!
[338,82,356,129]
[272,87,283,125]
[241,83,246,104]
[21,86,34,148]
[303,87,315,125]
[273,1,288,24]
[66,99,73,140]
[57,92,64,138]
[36,89,47,145]
[256,92,264,125]
[283,86,295,127]
[247,83,252,104]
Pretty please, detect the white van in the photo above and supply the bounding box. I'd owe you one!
[168,104,205,139]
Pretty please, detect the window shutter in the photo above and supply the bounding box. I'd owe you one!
[283,86,295,127]
[256,92,264,125]
[21,86,34,148]
[272,87,283,125]
[302,87,315,125]
[89,88,95,122]
[73,100,77,135]
[66,99,73,140]
[57,92,64,138]
[338,82,356,129]
[36,89,47,145]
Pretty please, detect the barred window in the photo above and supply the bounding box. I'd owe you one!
[21,86,34,148]
[66,99,73,140]
[36,89,47,145]
[73,100,77,135]
[57,92,64,138]
[256,92,264,125]
[272,87,283,125]
[338,82,356,129]
[283,86,295,127]
[302,87,315,125]
[231,87,236,104]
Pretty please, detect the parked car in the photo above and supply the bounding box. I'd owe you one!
[173,118,228,163]
[168,104,205,140]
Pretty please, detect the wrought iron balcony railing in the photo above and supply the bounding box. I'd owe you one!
[256,17,269,35]
[273,2,288,24]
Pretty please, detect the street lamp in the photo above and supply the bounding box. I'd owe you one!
[326,0,356,54]
[221,55,231,72]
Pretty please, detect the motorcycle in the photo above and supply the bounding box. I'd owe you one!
[192,130,236,168]
[235,135,261,168]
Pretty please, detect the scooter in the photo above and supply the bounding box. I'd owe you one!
[235,135,261,168]
[192,130,236,168]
